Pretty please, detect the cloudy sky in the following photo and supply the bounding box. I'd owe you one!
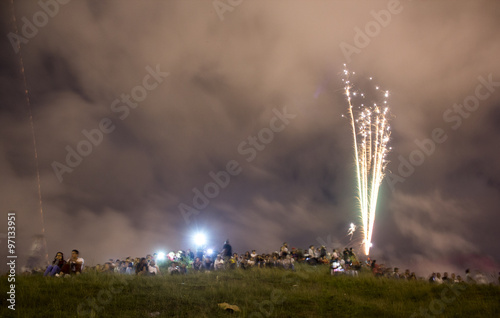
[1,0,499,275]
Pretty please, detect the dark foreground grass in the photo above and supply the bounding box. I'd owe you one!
[1,265,499,317]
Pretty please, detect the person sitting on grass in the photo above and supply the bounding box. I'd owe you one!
[214,255,224,270]
[58,249,84,277]
[370,259,382,277]
[295,248,304,262]
[257,254,266,268]
[250,250,257,259]
[118,261,128,274]
[280,242,289,258]
[203,255,213,271]
[44,252,66,277]
[450,273,457,283]
[126,261,134,274]
[442,272,450,283]
[331,257,344,275]
[193,257,203,271]
[465,268,475,283]
[435,272,443,284]
[148,260,161,275]
[247,253,256,268]
[282,253,295,271]
[229,253,238,269]
[168,262,180,275]
[428,272,436,283]
[101,262,114,273]
[332,249,339,260]
[403,269,411,280]
[136,257,149,275]
[318,256,329,265]
[391,268,400,279]
[307,245,318,265]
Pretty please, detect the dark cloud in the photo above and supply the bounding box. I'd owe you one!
[1,0,499,275]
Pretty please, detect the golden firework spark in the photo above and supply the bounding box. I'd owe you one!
[342,65,392,255]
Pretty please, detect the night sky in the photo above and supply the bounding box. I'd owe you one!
[1,0,499,276]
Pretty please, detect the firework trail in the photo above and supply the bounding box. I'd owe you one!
[342,64,391,255]
[347,223,356,241]
[9,0,48,264]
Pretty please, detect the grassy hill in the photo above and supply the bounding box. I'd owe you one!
[2,264,499,317]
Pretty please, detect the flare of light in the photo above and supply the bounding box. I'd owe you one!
[157,252,166,261]
[342,64,392,255]
[193,233,207,246]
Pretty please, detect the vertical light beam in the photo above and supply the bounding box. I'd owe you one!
[10,0,48,264]
[342,65,392,255]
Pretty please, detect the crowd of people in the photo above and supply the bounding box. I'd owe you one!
[41,241,500,285]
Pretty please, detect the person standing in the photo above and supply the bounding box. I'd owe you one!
[280,242,289,258]
[221,240,232,258]
[220,240,232,269]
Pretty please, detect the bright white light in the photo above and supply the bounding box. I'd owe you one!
[206,248,213,255]
[157,252,166,260]
[193,233,207,246]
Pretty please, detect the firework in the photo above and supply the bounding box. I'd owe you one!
[342,65,391,255]
[9,0,48,264]
[347,222,357,241]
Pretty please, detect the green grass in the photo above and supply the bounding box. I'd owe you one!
[1,265,499,317]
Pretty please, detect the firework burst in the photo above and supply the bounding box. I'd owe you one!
[342,64,392,255]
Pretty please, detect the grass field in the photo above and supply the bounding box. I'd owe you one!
[2,264,499,317]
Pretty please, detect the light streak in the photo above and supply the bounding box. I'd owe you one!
[347,222,356,241]
[9,0,48,264]
[342,65,392,255]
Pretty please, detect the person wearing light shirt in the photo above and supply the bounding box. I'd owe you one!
[214,255,224,270]
[148,260,161,275]
[58,249,84,277]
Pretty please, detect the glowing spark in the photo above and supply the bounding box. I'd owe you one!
[343,66,392,255]
[347,223,357,241]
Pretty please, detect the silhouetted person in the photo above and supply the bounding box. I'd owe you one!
[221,240,232,259]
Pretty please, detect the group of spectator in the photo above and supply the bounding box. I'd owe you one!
[42,241,500,285]
[43,249,84,277]
[427,268,497,285]
[428,271,465,284]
